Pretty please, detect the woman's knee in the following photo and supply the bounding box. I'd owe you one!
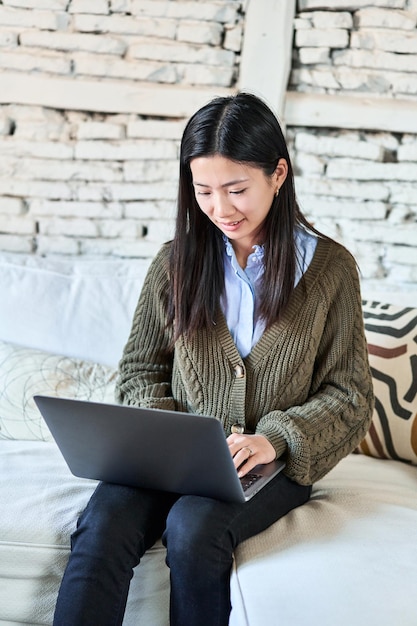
[164,495,234,558]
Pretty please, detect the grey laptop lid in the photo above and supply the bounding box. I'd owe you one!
[33,395,285,504]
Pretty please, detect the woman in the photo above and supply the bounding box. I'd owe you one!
[54,92,373,625]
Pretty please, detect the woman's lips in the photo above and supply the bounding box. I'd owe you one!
[219,219,244,231]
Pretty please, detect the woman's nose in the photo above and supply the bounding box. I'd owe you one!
[213,194,234,217]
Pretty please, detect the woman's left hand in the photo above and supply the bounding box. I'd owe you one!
[226,433,276,477]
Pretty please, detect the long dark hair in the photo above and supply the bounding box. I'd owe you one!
[169,92,316,341]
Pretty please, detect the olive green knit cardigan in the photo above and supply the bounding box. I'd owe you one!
[115,237,374,486]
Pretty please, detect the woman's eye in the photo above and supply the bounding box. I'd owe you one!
[230,189,245,195]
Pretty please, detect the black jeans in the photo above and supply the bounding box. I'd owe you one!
[53,473,311,626]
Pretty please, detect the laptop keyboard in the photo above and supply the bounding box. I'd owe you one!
[240,472,262,492]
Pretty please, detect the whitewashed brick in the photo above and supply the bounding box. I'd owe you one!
[386,245,417,265]
[182,63,235,87]
[0,139,73,159]
[13,158,124,183]
[337,220,417,247]
[332,66,390,93]
[224,24,243,52]
[129,39,235,66]
[333,49,417,72]
[0,6,69,29]
[397,142,417,161]
[124,200,175,219]
[298,47,331,64]
[0,30,18,46]
[392,72,417,95]
[73,14,176,38]
[294,153,325,174]
[291,68,341,90]
[80,237,160,257]
[299,0,404,9]
[327,159,417,182]
[145,218,175,242]
[76,122,125,140]
[294,176,390,201]
[367,132,400,152]
[351,29,417,54]
[130,1,239,24]
[0,179,74,200]
[37,235,79,255]
[304,197,387,220]
[0,197,25,214]
[75,140,177,160]
[388,183,417,204]
[387,205,416,224]
[354,8,417,30]
[0,49,71,75]
[177,21,223,46]
[0,234,33,253]
[123,160,178,183]
[3,0,67,9]
[77,182,177,202]
[73,53,179,83]
[20,31,127,55]
[110,0,130,12]
[39,217,98,237]
[0,215,35,234]
[0,116,12,136]
[295,28,349,49]
[30,199,123,219]
[295,132,385,160]
[388,264,417,282]
[127,120,184,140]
[97,218,144,238]
[13,120,70,141]
[311,11,353,28]
[294,17,312,30]
[69,0,109,14]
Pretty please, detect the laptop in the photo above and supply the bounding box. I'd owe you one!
[33,395,285,504]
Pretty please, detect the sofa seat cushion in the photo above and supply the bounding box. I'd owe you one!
[231,453,417,626]
[0,440,169,626]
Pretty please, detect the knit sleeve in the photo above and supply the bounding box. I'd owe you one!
[255,246,374,485]
[114,244,176,410]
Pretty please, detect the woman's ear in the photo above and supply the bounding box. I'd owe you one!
[273,158,288,193]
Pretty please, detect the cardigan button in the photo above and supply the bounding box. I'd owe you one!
[231,423,244,434]
[234,364,244,378]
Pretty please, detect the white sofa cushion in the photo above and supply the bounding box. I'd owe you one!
[0,340,117,441]
[0,440,170,626]
[0,255,150,367]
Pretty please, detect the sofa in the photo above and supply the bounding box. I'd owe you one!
[0,251,416,626]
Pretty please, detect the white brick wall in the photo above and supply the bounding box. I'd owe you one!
[0,0,416,303]
[289,0,417,301]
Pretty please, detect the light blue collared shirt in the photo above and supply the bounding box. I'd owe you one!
[220,228,318,357]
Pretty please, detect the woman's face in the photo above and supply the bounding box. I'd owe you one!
[190,154,287,264]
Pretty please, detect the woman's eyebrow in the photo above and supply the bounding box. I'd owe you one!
[193,178,249,188]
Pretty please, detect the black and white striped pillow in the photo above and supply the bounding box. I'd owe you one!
[358,301,417,465]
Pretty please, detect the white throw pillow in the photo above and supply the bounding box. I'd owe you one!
[0,340,117,441]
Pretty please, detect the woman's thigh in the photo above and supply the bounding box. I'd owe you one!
[164,473,311,553]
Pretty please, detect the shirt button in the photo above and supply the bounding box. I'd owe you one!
[231,423,244,434]
[234,364,244,378]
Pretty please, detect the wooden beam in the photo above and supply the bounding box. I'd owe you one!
[0,72,232,117]
[284,91,417,134]
[239,0,296,119]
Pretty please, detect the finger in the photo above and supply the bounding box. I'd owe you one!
[232,446,254,471]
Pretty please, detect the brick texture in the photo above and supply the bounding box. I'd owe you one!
[0,0,416,302]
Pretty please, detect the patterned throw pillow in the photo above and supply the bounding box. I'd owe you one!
[0,340,117,441]
[358,301,417,465]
